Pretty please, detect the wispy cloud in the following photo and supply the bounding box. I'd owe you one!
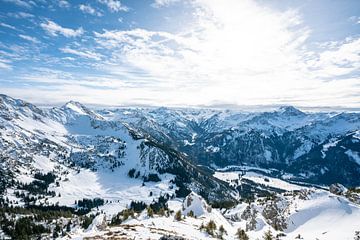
[97,0,128,12]
[1,0,359,108]
[307,37,360,78]
[0,58,12,70]
[89,0,359,107]
[19,34,40,44]
[79,4,103,17]
[8,11,34,18]
[58,0,70,8]
[40,20,84,37]
[0,22,17,30]
[349,16,360,24]
[60,47,102,60]
[2,0,35,8]
[152,0,179,8]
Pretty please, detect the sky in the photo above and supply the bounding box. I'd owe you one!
[0,0,359,108]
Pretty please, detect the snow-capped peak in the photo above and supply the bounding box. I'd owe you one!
[0,94,45,120]
[62,100,90,115]
[60,100,103,120]
[277,106,305,116]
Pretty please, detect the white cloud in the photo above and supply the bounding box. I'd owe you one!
[0,22,17,30]
[8,11,34,18]
[19,34,40,44]
[349,16,360,24]
[40,20,84,37]
[97,0,128,12]
[58,0,70,8]
[2,0,35,8]
[90,0,359,107]
[306,37,360,78]
[0,59,12,70]
[79,4,102,16]
[3,0,359,108]
[60,47,102,60]
[152,0,179,8]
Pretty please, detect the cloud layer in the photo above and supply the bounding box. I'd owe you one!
[0,0,359,109]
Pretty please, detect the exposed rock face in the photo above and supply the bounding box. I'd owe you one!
[329,183,347,195]
[87,214,107,232]
[262,198,289,231]
[159,236,187,240]
[241,204,258,231]
[345,188,360,205]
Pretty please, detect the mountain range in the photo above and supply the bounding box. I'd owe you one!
[0,94,359,239]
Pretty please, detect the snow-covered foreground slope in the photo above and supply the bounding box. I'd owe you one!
[284,191,360,240]
[67,190,360,240]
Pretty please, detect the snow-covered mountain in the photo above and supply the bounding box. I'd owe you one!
[100,105,360,186]
[0,94,359,240]
[0,94,235,207]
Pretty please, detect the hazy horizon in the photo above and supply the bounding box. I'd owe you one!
[2,92,360,113]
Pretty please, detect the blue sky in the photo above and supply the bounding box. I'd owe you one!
[0,0,359,108]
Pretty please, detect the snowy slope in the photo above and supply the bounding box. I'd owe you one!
[0,95,235,218]
[1,94,360,240]
[67,188,360,240]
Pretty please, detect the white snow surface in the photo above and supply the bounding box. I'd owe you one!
[214,171,304,191]
[68,189,360,240]
[1,96,360,240]
[1,99,177,217]
[182,192,212,217]
[345,150,360,166]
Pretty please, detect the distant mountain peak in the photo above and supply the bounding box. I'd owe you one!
[62,100,91,114]
[0,94,44,118]
[278,106,305,116]
[0,94,26,107]
[61,100,103,120]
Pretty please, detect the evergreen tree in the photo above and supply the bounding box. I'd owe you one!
[158,207,165,216]
[53,231,59,238]
[219,225,227,238]
[263,229,274,240]
[66,221,71,232]
[174,210,182,221]
[205,220,217,236]
[187,210,194,218]
[147,206,154,217]
[236,228,249,240]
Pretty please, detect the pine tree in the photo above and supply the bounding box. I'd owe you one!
[66,221,71,232]
[236,228,249,240]
[205,220,217,236]
[174,210,182,221]
[263,229,274,240]
[187,210,194,217]
[147,206,154,217]
[354,231,360,240]
[219,225,227,238]
[158,207,165,216]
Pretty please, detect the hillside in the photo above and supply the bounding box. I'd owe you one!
[0,95,359,239]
